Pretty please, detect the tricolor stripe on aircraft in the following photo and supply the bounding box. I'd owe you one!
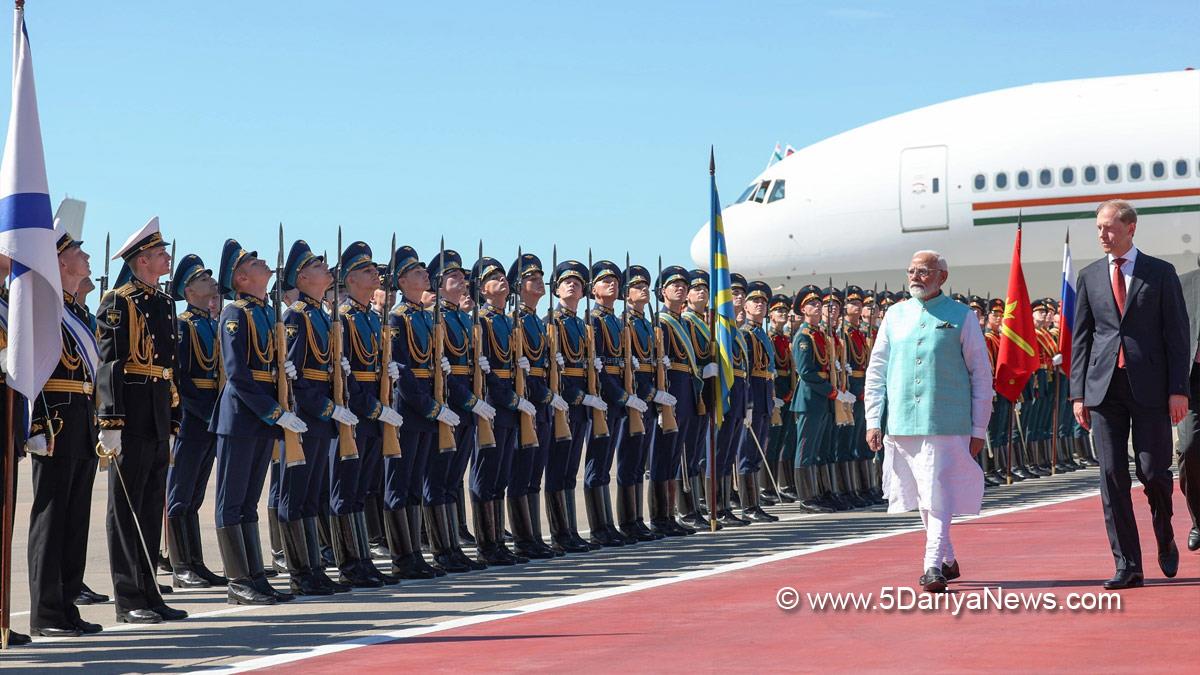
[971,187,1200,226]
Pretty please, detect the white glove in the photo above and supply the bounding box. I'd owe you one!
[378,406,404,428]
[99,429,123,456]
[517,356,531,372]
[472,399,497,421]
[440,356,452,375]
[772,397,785,411]
[550,394,569,412]
[276,412,308,434]
[625,396,648,413]
[582,394,608,411]
[25,434,49,456]
[702,363,718,379]
[592,357,603,372]
[840,391,856,404]
[284,360,298,380]
[1052,353,1063,366]
[833,360,842,372]
[1014,401,1022,413]
[478,355,491,374]
[660,355,670,368]
[652,389,677,407]
[516,398,537,416]
[631,356,641,370]
[436,405,461,426]
[340,356,351,373]
[332,405,359,426]
[0,347,7,375]
[387,361,401,382]
[555,352,565,368]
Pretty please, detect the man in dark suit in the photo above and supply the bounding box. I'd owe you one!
[1070,200,1190,589]
[1177,263,1200,552]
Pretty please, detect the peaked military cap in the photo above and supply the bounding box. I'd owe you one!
[113,216,166,261]
[218,238,258,299]
[170,254,212,301]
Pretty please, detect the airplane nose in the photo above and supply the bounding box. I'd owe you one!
[689,224,708,269]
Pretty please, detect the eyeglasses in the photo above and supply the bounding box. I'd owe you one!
[906,268,938,278]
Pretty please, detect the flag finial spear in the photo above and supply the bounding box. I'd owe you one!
[709,146,715,176]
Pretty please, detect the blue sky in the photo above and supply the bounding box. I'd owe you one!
[6,1,1197,285]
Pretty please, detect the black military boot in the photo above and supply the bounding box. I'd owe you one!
[455,484,476,545]
[741,472,778,522]
[793,467,827,513]
[472,497,512,565]
[446,502,488,570]
[527,492,562,557]
[364,493,389,559]
[186,512,227,586]
[758,466,779,506]
[546,490,585,553]
[242,522,294,602]
[675,478,705,530]
[650,480,688,536]
[842,463,870,508]
[616,484,646,542]
[304,517,348,592]
[494,499,527,563]
[282,519,333,596]
[168,516,209,588]
[216,525,275,605]
[266,507,286,576]
[584,486,623,547]
[407,506,444,576]
[424,504,468,573]
[382,508,430,579]
[633,482,662,540]
[717,475,750,527]
[778,459,799,502]
[316,512,336,568]
[563,488,599,550]
[601,484,636,544]
[354,511,399,585]
[330,514,383,588]
[509,495,555,560]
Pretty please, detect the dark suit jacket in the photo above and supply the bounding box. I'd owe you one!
[1070,249,1189,408]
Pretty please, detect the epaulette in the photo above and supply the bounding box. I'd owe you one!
[115,282,138,298]
[179,310,194,321]
[290,300,306,312]
[232,298,250,309]
[392,305,409,316]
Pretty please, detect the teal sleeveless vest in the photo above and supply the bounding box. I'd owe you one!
[883,294,971,436]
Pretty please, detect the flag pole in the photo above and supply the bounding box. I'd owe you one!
[707,148,718,533]
[1,388,13,650]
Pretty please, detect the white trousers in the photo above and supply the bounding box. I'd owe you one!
[919,508,956,571]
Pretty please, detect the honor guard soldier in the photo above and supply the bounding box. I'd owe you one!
[679,269,720,528]
[841,286,881,506]
[209,239,306,606]
[334,242,404,587]
[95,218,188,624]
[426,249,491,572]
[766,293,800,505]
[820,286,857,510]
[545,260,601,553]
[736,280,780,522]
[166,254,227,589]
[648,265,698,537]
[980,297,1005,486]
[619,263,672,541]
[790,285,840,513]
[468,255,532,565]
[382,245,454,579]
[711,273,751,526]
[278,241,357,595]
[25,225,101,638]
[508,253,563,559]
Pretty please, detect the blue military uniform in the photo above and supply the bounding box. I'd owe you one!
[711,273,751,527]
[765,293,799,504]
[734,280,779,523]
[544,260,596,553]
[165,254,227,589]
[679,269,715,527]
[615,264,662,542]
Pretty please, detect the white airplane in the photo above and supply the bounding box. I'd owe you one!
[690,69,1200,297]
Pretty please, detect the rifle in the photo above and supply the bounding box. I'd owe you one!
[585,248,609,438]
[433,238,455,451]
[331,227,359,460]
[513,246,538,449]
[623,252,644,437]
[473,240,497,448]
[548,245,570,441]
[275,224,305,466]
[768,295,783,427]
[379,233,402,458]
[654,255,677,433]
[96,234,112,471]
[828,278,852,427]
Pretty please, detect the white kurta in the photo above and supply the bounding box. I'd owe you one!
[864,298,993,516]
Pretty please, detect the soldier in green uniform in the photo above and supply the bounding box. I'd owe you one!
[790,285,839,513]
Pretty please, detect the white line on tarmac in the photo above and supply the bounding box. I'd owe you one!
[199,487,1101,674]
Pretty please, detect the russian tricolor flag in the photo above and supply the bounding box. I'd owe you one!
[0,6,64,399]
[1057,230,1075,376]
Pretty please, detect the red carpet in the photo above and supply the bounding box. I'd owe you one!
[258,490,1198,673]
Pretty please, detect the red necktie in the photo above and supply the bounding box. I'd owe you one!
[1112,257,1126,367]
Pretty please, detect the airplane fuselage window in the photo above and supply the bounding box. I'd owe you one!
[1129,162,1143,180]
[752,181,769,203]
[735,183,756,204]
[1038,169,1052,187]
[973,174,986,190]
[995,172,1008,189]
[1083,165,1098,184]
[1017,170,1030,188]
[1106,164,1120,182]
[1061,167,1076,185]
[767,179,786,203]
[932,178,940,193]
[971,156,1199,196]
[1175,159,1190,177]
[1152,161,1166,179]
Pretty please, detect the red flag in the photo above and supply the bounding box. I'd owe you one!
[994,220,1039,402]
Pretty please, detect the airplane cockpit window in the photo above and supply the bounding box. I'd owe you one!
[1129,162,1143,181]
[1152,161,1166,179]
[973,174,986,191]
[734,183,757,204]
[1083,165,1098,184]
[1061,167,1075,185]
[1105,164,1120,182]
[1175,159,1190,177]
[751,181,770,203]
[1038,169,1052,187]
[994,172,1008,189]
[1017,170,1030,188]
[767,179,786,203]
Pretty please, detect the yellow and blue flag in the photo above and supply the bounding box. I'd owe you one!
[709,149,736,430]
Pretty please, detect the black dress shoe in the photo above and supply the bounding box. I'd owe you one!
[149,604,188,620]
[117,609,163,624]
[72,619,103,634]
[919,568,947,593]
[34,625,82,638]
[78,584,110,604]
[5,630,31,646]
[1102,569,1144,590]
[172,569,211,589]
[941,560,961,581]
[1158,542,1179,578]
[158,583,173,594]
[1187,527,1199,552]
